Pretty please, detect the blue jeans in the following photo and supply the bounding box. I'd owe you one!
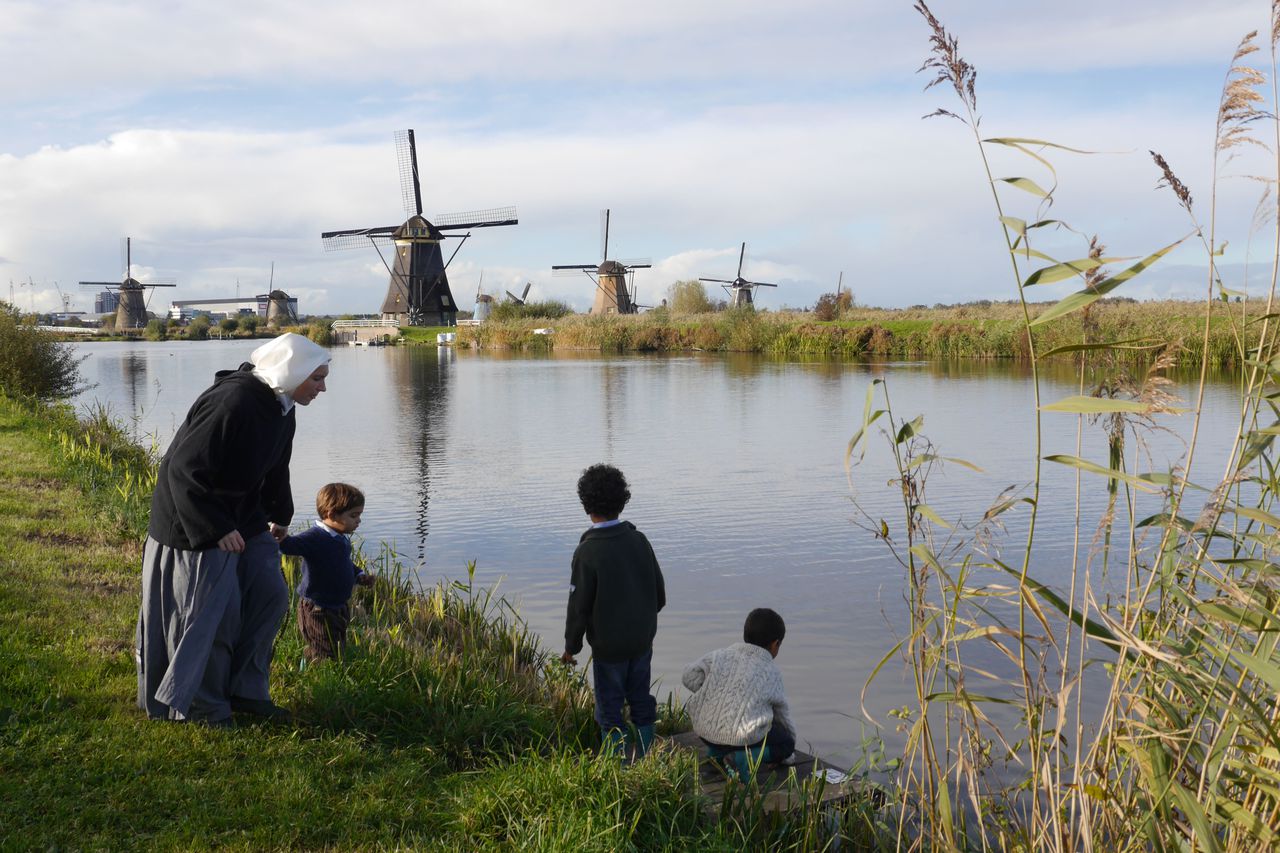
[592,649,657,730]
[703,719,796,764]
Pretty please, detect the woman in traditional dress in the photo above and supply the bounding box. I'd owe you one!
[136,332,330,725]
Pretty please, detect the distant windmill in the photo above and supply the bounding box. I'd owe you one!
[699,242,778,308]
[505,282,532,305]
[79,238,176,329]
[321,129,518,327]
[552,209,650,314]
[260,262,298,326]
[472,271,496,323]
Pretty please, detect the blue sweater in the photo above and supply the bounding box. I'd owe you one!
[280,523,362,609]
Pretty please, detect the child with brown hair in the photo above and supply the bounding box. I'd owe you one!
[279,482,374,662]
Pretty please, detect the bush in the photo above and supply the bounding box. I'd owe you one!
[238,315,261,334]
[143,319,167,341]
[218,317,238,333]
[813,290,853,321]
[489,300,574,321]
[306,321,333,346]
[186,316,210,341]
[0,303,84,400]
[667,280,714,314]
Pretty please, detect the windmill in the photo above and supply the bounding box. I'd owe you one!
[79,238,176,329]
[699,242,778,309]
[472,271,496,323]
[260,262,298,326]
[552,209,650,314]
[505,282,532,305]
[321,129,518,327]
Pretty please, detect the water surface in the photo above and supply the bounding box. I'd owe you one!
[73,340,1244,765]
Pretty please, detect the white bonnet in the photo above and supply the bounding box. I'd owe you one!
[250,333,331,396]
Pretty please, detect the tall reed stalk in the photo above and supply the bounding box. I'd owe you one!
[846,3,1280,849]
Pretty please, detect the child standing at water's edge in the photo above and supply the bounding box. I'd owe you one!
[280,483,374,663]
[561,464,666,759]
[682,608,797,777]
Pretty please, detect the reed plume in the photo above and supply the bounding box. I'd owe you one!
[914,1,976,121]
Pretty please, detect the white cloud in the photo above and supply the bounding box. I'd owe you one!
[2,1,1276,315]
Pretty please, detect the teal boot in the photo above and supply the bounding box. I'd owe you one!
[632,724,656,760]
[725,745,774,780]
[600,727,626,758]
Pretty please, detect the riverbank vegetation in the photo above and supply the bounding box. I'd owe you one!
[0,384,881,849]
[0,303,86,399]
[445,298,1259,365]
[833,3,1280,848]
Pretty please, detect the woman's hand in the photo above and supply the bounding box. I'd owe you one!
[217,530,246,553]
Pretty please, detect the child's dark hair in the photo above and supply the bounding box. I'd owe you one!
[316,482,365,520]
[744,608,786,649]
[577,464,631,519]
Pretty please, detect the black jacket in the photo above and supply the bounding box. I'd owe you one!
[148,364,296,550]
[565,522,666,662]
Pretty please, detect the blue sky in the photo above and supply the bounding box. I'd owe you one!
[0,0,1272,315]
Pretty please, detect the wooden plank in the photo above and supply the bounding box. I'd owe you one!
[664,730,861,814]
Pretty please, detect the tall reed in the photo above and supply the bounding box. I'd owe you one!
[845,3,1280,849]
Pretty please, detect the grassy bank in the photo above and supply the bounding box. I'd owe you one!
[441,299,1254,365]
[396,325,455,345]
[0,395,875,850]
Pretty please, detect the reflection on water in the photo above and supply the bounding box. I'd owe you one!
[393,346,454,563]
[121,351,148,414]
[71,340,1245,766]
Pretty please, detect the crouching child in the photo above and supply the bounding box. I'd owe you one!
[280,483,374,663]
[562,464,666,759]
[683,607,797,778]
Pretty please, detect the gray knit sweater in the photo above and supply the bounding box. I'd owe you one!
[682,642,797,746]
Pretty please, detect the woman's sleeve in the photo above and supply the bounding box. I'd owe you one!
[164,398,242,546]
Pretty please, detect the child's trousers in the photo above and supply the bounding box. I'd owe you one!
[297,599,351,662]
[591,648,657,730]
[703,720,796,766]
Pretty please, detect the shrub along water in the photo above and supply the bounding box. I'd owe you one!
[0,302,84,400]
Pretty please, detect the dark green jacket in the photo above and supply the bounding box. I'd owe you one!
[564,522,666,663]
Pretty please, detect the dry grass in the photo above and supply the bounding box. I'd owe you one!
[450,299,1258,365]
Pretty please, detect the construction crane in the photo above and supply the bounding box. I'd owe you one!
[52,281,72,313]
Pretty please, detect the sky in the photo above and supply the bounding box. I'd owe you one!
[1,0,1275,316]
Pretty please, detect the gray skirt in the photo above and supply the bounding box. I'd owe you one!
[135,531,286,721]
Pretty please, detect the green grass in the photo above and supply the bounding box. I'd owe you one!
[398,325,457,344]
[0,394,878,850]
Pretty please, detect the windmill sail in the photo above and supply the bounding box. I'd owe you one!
[321,130,517,326]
